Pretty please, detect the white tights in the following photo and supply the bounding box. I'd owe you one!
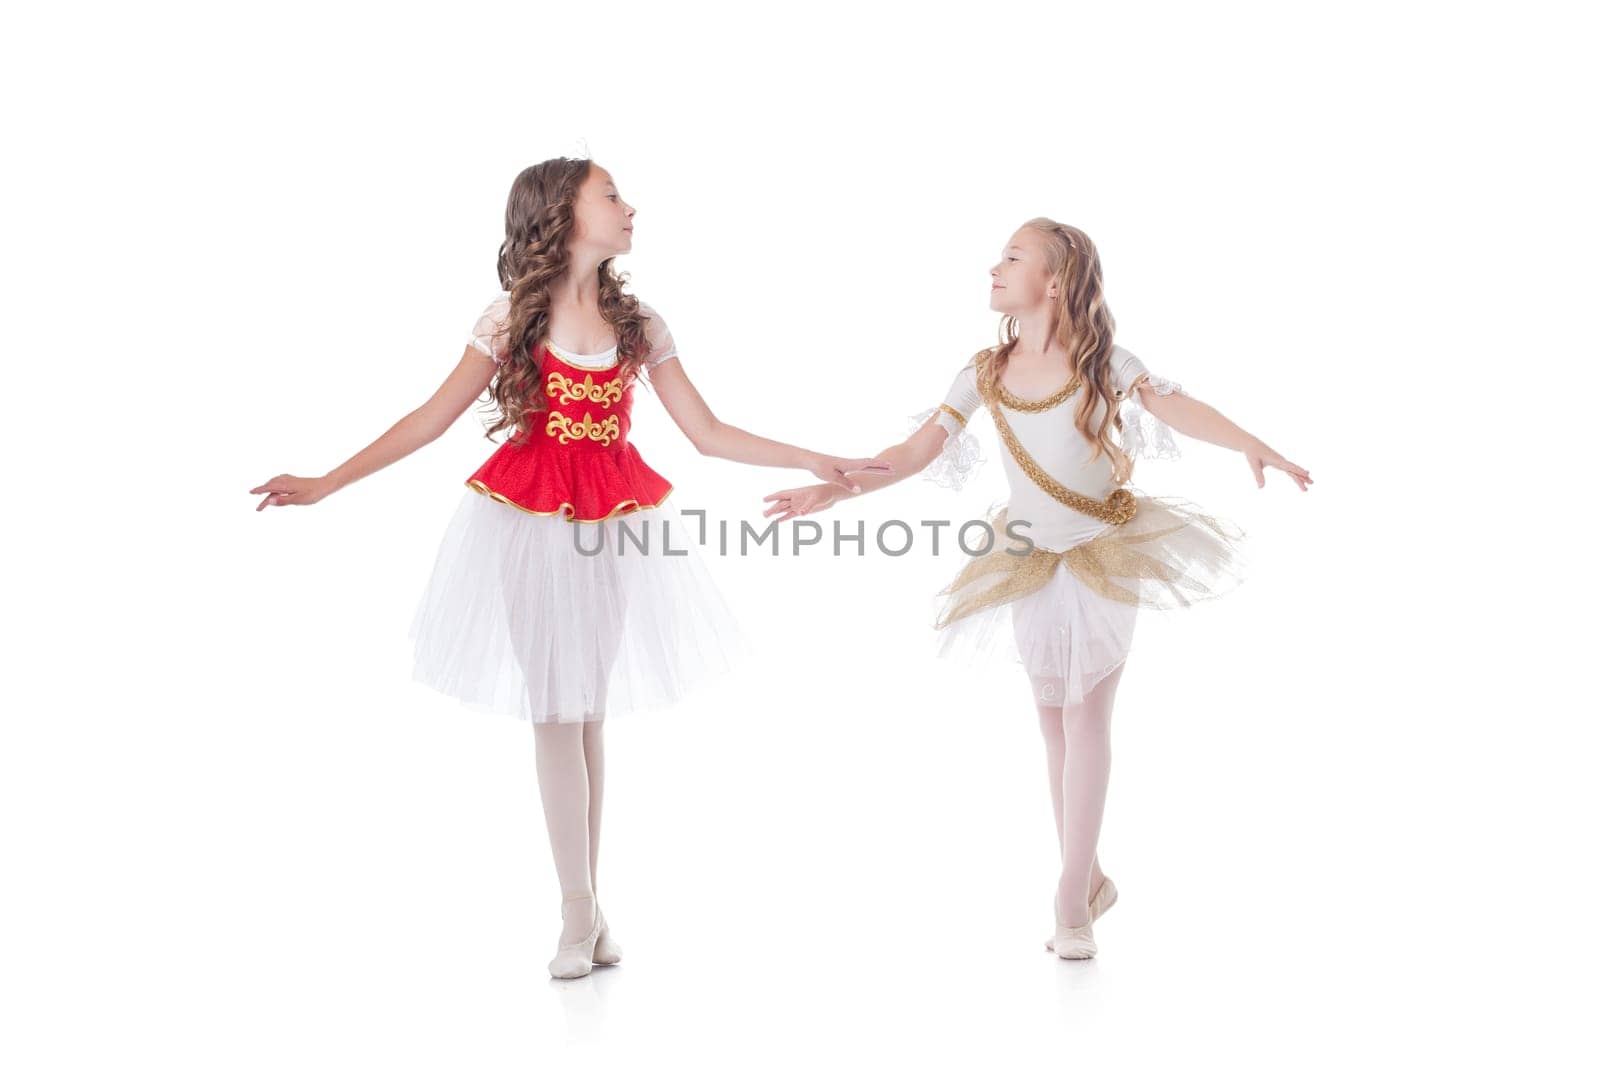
[1034,661,1125,927]
[528,661,1123,938]
[531,720,606,936]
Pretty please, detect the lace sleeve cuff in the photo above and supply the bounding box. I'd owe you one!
[909,406,984,490]
[1121,374,1185,461]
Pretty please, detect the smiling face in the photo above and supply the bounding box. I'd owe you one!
[989,227,1057,314]
[570,164,636,258]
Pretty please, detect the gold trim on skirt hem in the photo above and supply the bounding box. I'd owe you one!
[464,479,675,523]
[933,493,1247,625]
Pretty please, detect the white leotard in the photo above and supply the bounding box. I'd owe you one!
[922,344,1185,552]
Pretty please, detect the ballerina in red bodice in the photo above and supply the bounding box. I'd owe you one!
[249,156,891,979]
[465,337,674,522]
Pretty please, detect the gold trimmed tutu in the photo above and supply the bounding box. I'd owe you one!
[931,491,1248,706]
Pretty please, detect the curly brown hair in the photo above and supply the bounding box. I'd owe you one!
[478,157,654,442]
[972,218,1134,481]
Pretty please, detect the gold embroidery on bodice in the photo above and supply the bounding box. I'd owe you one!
[546,410,622,446]
[546,370,624,409]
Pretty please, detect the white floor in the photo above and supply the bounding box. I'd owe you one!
[9,614,1591,1064]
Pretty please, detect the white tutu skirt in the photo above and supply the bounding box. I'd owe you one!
[408,490,749,724]
[932,491,1249,707]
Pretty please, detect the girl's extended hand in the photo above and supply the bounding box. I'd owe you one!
[806,454,893,494]
[1243,441,1313,491]
[250,474,333,511]
[762,484,839,523]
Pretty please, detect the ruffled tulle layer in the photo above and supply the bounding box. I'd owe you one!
[408,489,749,723]
[931,491,1248,706]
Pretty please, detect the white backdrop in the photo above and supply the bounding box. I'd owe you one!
[5,1,1595,1063]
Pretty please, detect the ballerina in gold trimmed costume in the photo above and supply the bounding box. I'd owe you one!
[761,218,1312,961]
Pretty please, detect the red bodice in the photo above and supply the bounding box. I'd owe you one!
[466,347,672,522]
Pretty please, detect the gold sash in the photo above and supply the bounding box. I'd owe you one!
[982,394,1137,525]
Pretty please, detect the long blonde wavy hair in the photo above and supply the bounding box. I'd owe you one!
[479,157,653,442]
[973,218,1133,481]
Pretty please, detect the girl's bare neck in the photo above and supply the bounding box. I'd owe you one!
[549,273,602,309]
[543,272,614,352]
[1008,335,1076,364]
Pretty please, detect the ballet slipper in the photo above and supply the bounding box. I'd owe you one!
[1050,895,1098,960]
[592,907,622,966]
[548,890,603,979]
[1044,875,1116,953]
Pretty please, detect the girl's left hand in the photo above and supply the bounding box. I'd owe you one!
[250,474,333,511]
[1243,441,1313,491]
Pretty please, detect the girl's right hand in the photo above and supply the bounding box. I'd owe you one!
[761,484,839,523]
[250,474,333,511]
[805,453,893,494]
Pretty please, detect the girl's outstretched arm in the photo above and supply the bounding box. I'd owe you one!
[761,416,950,522]
[250,349,496,510]
[1132,379,1312,491]
[1107,347,1311,491]
[637,303,890,493]
[760,356,985,523]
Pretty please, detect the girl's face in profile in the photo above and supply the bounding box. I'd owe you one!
[571,164,636,258]
[989,228,1053,315]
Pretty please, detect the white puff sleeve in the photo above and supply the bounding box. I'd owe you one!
[1111,344,1184,462]
[908,361,986,490]
[636,299,679,375]
[467,291,512,364]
